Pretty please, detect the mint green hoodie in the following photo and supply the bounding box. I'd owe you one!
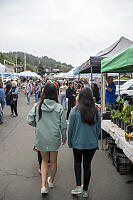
[27,99,67,152]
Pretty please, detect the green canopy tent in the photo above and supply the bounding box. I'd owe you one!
[100,45,133,149]
[101,45,133,73]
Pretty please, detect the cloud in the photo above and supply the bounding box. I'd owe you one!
[0,0,133,66]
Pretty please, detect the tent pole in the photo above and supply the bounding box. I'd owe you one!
[78,73,80,81]
[91,65,93,86]
[118,73,120,96]
[101,73,104,150]
[101,73,106,150]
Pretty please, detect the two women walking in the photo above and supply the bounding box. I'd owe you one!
[27,83,101,197]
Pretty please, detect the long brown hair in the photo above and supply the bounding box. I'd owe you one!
[76,87,98,125]
[38,83,58,120]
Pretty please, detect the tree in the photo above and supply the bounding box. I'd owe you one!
[26,64,35,72]
[17,56,23,65]
[38,64,45,76]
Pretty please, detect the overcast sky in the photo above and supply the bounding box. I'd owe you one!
[0,0,133,67]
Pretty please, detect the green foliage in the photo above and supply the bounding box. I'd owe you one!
[0,52,14,65]
[122,105,133,124]
[111,105,133,124]
[26,64,36,72]
[38,64,45,76]
[111,110,121,119]
[17,56,23,65]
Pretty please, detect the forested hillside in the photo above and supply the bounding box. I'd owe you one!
[0,51,73,75]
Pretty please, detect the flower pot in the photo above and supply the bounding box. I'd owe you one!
[113,118,117,124]
[116,118,119,126]
[124,123,129,132]
[118,119,121,128]
[121,120,124,130]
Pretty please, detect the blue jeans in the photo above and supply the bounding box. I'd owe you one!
[27,92,31,104]
[0,104,5,124]
[60,93,66,109]
[35,93,39,102]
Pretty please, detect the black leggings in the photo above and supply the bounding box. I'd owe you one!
[67,102,75,120]
[73,148,96,191]
[11,101,18,115]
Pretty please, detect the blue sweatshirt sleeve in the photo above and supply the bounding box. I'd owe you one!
[0,89,6,108]
[68,108,75,148]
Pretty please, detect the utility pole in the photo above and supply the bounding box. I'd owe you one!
[16,54,17,73]
[24,52,26,71]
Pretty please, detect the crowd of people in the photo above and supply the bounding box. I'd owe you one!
[0,76,116,197]
[0,77,102,197]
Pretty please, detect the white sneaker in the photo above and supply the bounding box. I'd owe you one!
[66,120,69,125]
[41,187,48,195]
[47,177,54,188]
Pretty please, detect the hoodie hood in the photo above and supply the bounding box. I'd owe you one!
[41,99,57,112]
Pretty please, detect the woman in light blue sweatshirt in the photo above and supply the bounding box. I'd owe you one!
[27,83,67,196]
[68,87,101,198]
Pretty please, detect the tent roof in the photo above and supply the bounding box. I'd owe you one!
[18,70,35,77]
[101,45,133,73]
[79,36,133,73]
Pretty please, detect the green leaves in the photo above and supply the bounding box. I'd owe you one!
[111,105,133,124]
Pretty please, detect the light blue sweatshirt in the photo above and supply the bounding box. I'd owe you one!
[68,107,101,149]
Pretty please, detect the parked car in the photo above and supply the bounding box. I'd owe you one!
[116,79,133,96]
[113,79,127,90]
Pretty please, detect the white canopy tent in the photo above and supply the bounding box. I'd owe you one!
[18,70,34,77]
[54,72,66,78]
[64,68,76,78]
[54,70,101,79]
[18,70,41,78]
[32,72,41,78]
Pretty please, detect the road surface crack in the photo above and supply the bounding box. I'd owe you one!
[0,169,38,179]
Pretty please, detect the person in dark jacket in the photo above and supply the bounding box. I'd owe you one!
[92,83,100,103]
[66,82,76,120]
[10,81,18,117]
[5,80,12,95]
[5,80,12,105]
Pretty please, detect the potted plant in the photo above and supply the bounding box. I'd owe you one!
[111,110,115,122]
[123,105,133,131]
[111,110,116,123]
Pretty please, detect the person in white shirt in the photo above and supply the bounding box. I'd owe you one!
[59,81,68,110]
[25,80,32,104]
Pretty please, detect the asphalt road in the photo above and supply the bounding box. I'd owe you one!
[0,92,133,200]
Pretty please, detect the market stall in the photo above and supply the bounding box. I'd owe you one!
[100,43,133,176]
[79,36,133,74]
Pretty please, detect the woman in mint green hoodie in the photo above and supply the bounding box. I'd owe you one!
[27,83,67,196]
